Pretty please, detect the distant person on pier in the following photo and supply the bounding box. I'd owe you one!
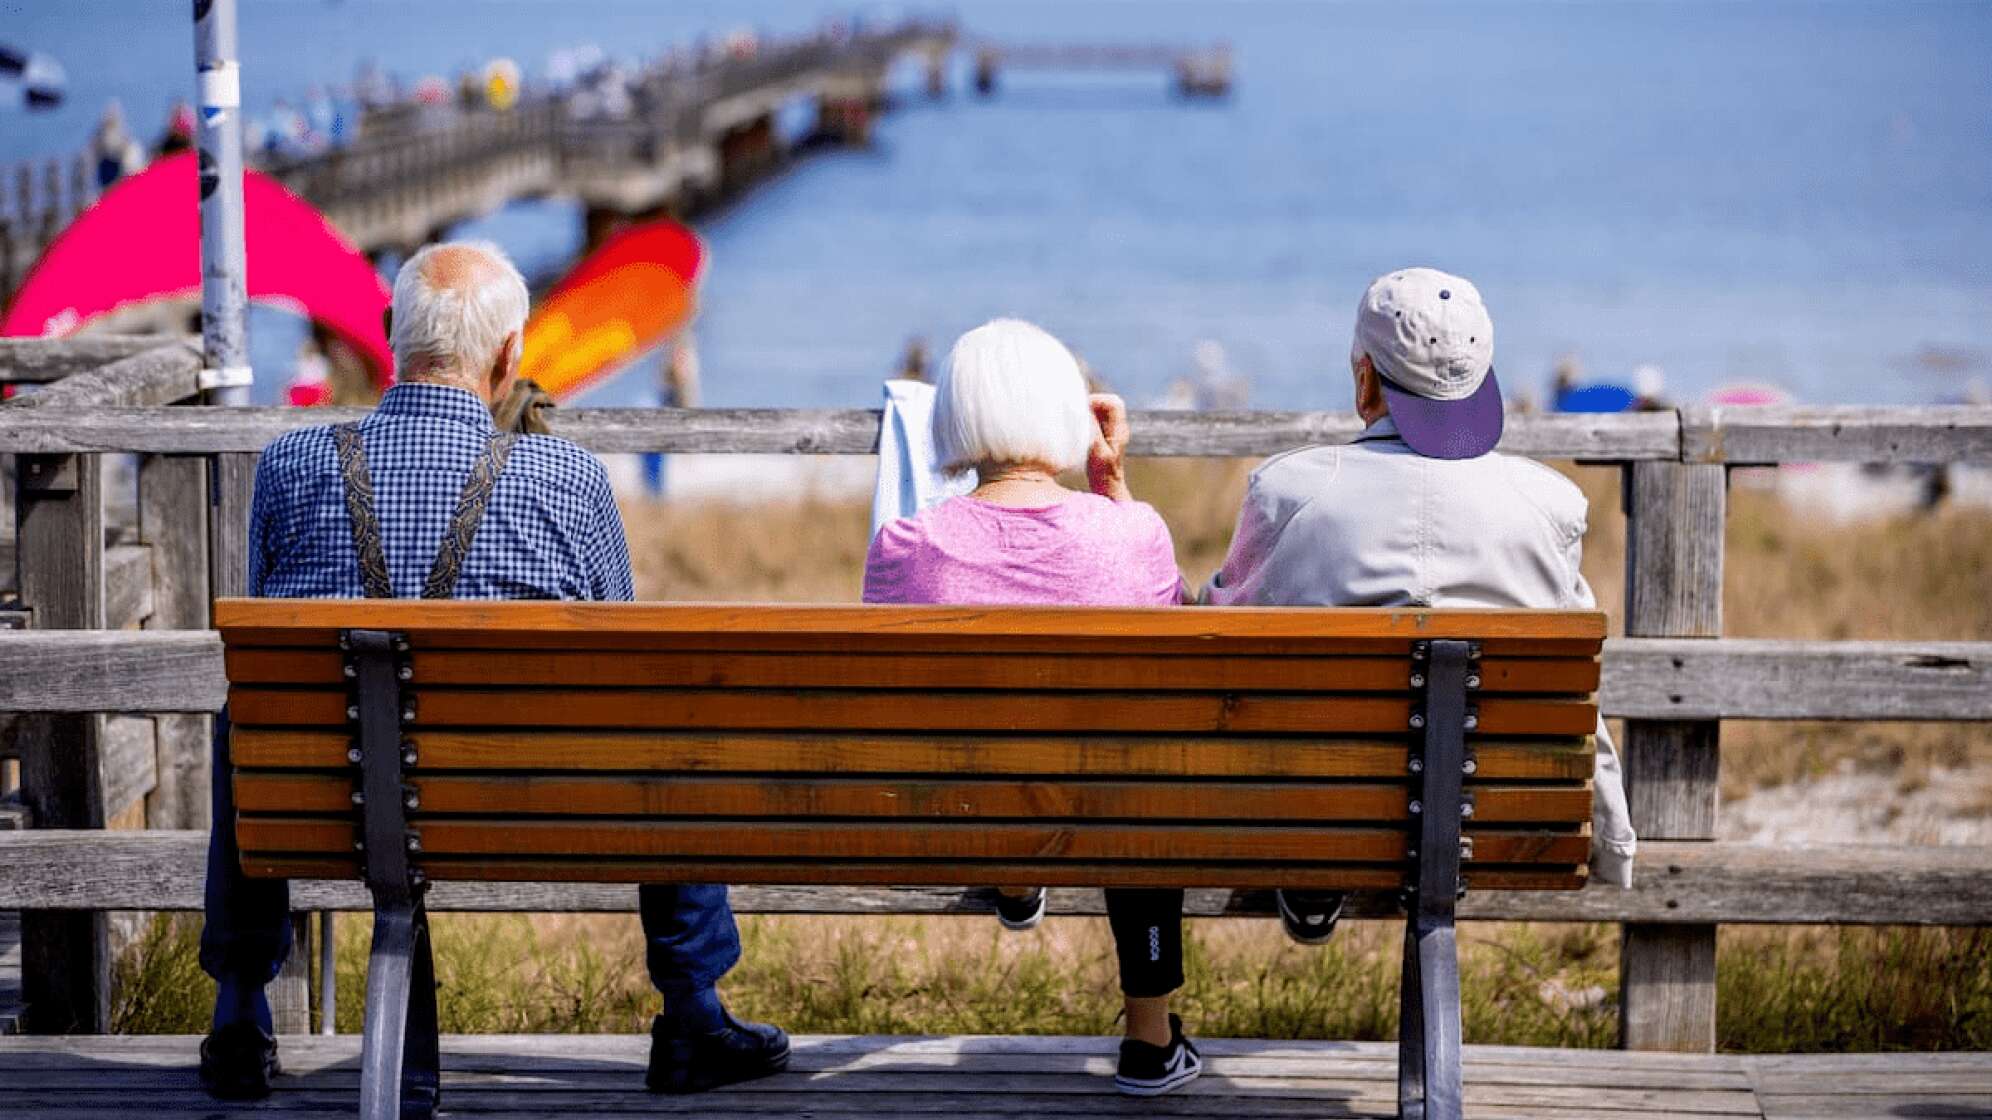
[644,336,702,494]
[88,99,143,188]
[154,99,195,157]
[197,241,788,1102]
[898,334,929,381]
[1202,267,1638,943]
[863,319,1205,1097]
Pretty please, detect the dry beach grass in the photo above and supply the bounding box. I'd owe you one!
[113,457,1992,1047]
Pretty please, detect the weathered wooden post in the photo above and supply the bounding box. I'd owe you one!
[1618,448,1726,1052]
[138,452,210,830]
[14,450,110,1032]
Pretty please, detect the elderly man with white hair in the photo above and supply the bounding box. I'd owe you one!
[1204,267,1638,943]
[198,242,787,1101]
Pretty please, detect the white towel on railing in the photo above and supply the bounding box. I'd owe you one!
[871,379,973,538]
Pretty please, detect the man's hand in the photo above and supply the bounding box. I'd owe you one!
[1087,393,1133,502]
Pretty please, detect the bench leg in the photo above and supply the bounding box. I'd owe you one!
[1398,638,1471,1120]
[360,900,439,1120]
[1398,911,1463,1120]
[347,629,437,1120]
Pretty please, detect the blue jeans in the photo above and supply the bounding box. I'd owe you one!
[199,709,743,1019]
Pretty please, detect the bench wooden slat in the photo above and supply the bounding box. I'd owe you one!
[232,773,1596,824]
[230,729,1599,780]
[227,688,1599,737]
[216,600,1608,643]
[224,648,1603,694]
[240,855,1590,891]
[222,630,1604,657]
[237,817,1590,864]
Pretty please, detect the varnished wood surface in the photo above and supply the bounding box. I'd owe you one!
[227,686,1599,737]
[215,599,1608,653]
[229,730,1599,780]
[234,817,1591,864]
[237,855,1586,891]
[217,601,1599,894]
[3,1033,1987,1119]
[224,647,1605,694]
[231,773,1596,823]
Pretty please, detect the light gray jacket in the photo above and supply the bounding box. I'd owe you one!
[1202,416,1636,887]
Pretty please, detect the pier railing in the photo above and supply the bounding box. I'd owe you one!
[0,20,957,305]
[1,336,1989,1049]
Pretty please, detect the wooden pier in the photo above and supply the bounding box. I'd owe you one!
[971,41,1233,98]
[5,1033,1989,1119]
[0,21,957,311]
[0,338,1989,1114]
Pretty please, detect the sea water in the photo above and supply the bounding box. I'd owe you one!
[5,0,1989,410]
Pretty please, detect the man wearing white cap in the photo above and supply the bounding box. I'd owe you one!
[1203,267,1636,943]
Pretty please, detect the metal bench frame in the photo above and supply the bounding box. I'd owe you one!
[333,628,1482,1120]
[347,630,439,1120]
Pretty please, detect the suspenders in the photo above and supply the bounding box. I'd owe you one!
[332,423,520,599]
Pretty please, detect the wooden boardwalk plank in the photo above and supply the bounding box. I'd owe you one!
[3,1034,1984,1118]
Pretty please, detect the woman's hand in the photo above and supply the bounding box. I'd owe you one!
[1088,393,1133,502]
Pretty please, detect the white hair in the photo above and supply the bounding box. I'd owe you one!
[932,318,1092,473]
[390,241,529,380]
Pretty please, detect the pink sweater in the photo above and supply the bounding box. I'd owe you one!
[863,493,1182,607]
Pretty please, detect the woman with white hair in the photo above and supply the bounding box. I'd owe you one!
[863,319,1200,1096]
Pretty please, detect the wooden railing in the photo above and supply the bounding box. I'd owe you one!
[1,336,1989,1047]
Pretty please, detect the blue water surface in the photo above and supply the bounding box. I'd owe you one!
[3,0,1989,409]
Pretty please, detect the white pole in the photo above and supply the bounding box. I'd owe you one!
[193,0,252,405]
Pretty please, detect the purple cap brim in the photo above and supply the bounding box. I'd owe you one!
[1379,368,1504,460]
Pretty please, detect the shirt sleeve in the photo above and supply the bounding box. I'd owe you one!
[1201,473,1281,606]
[585,465,635,602]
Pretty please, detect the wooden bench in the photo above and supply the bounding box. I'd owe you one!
[216,600,1605,1120]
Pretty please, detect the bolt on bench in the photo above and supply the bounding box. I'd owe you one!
[216,600,1604,1120]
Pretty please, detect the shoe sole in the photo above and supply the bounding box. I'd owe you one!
[647,1043,791,1094]
[995,892,1047,932]
[1115,1058,1203,1097]
[1276,899,1343,946]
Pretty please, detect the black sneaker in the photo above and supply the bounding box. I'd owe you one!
[1275,889,1346,945]
[646,1010,791,1094]
[199,1022,280,1101]
[993,887,1047,931]
[1114,1013,1202,1096]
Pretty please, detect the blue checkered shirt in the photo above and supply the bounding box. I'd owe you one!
[248,383,633,601]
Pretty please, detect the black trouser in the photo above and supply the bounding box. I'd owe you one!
[1105,888,1185,998]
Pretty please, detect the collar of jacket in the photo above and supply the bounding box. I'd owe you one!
[1353,414,1404,445]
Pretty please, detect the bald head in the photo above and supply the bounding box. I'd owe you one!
[389,240,529,402]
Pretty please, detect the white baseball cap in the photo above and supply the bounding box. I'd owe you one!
[1355,267,1502,459]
